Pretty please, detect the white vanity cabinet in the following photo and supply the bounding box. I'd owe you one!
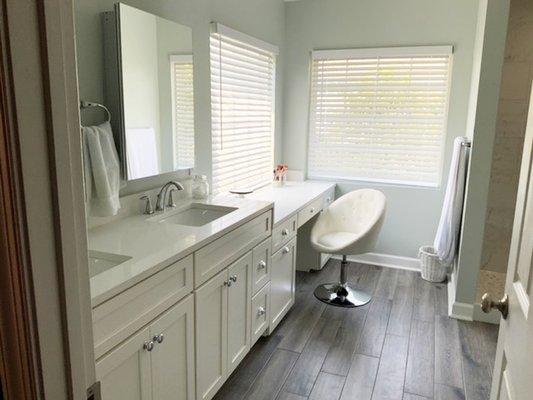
[195,252,253,400]
[269,237,297,332]
[96,294,195,400]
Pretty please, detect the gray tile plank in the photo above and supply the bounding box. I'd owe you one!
[340,354,380,400]
[434,384,465,400]
[283,308,343,396]
[322,307,367,376]
[350,263,381,295]
[413,278,436,322]
[434,316,464,389]
[245,349,299,400]
[403,394,430,400]
[458,321,498,400]
[374,268,399,300]
[387,270,415,337]
[276,392,308,400]
[308,372,345,400]
[404,320,434,398]
[356,297,392,357]
[371,335,409,400]
[434,283,448,316]
[214,335,282,400]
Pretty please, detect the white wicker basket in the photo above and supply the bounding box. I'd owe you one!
[418,246,447,283]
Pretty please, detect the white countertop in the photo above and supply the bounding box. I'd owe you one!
[247,180,336,225]
[89,196,272,306]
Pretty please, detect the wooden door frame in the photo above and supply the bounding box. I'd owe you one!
[1,0,95,398]
[0,7,42,396]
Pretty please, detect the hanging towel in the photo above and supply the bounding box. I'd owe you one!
[125,127,160,180]
[433,136,470,266]
[82,121,121,217]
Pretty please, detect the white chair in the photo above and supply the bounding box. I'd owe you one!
[311,189,386,307]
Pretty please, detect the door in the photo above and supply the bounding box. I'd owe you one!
[150,294,195,400]
[227,252,253,374]
[195,269,228,400]
[489,87,533,400]
[96,327,152,400]
[270,238,297,330]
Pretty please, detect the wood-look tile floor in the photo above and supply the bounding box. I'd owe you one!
[214,260,499,400]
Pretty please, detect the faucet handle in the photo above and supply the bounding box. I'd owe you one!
[167,188,177,208]
[140,195,154,215]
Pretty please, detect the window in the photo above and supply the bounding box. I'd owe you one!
[170,55,195,169]
[308,46,453,187]
[210,23,277,194]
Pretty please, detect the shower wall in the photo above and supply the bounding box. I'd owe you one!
[481,0,533,274]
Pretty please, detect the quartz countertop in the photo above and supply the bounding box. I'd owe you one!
[246,180,336,225]
[89,196,273,307]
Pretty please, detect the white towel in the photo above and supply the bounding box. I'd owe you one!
[125,127,159,179]
[82,121,121,217]
[433,136,469,266]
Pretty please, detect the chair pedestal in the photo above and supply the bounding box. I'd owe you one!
[314,255,371,308]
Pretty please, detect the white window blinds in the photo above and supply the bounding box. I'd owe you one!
[170,55,195,169]
[308,46,453,187]
[210,24,277,194]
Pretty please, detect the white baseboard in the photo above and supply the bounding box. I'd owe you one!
[333,252,420,271]
[473,303,501,324]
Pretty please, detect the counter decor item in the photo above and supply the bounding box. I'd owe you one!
[192,175,210,199]
[273,164,288,186]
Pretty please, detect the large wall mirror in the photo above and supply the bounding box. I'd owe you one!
[80,2,196,181]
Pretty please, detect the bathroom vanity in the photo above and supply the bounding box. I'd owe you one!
[88,181,335,400]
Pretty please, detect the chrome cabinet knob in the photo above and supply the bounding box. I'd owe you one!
[282,246,290,254]
[153,334,164,344]
[310,208,315,213]
[257,306,266,316]
[143,341,155,352]
[281,228,289,236]
[481,293,509,319]
[230,275,237,283]
[258,260,267,270]
[224,280,232,287]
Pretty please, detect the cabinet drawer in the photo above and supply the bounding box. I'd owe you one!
[272,214,297,253]
[252,238,271,295]
[323,188,335,209]
[194,211,271,288]
[93,255,193,359]
[298,197,323,228]
[251,282,270,345]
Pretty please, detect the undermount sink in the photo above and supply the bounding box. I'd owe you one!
[88,250,132,278]
[154,203,238,227]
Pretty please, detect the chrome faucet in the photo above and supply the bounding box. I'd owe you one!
[155,181,185,212]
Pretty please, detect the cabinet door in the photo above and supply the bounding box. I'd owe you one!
[150,294,195,400]
[195,269,228,400]
[270,238,296,331]
[227,252,253,374]
[96,327,152,400]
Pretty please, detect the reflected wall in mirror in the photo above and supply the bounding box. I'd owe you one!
[103,3,195,181]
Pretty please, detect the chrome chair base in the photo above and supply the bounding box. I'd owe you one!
[314,283,371,308]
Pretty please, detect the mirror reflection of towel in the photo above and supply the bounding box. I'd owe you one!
[82,121,121,216]
[125,127,159,179]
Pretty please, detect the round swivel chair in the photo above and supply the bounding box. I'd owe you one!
[311,189,386,307]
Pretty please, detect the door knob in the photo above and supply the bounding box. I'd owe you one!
[481,293,509,319]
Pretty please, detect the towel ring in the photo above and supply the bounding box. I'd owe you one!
[80,100,111,123]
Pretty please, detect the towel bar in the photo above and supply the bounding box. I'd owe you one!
[80,100,111,123]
